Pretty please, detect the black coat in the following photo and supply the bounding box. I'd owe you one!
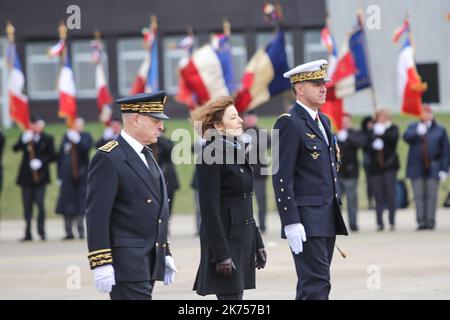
[152,136,180,193]
[193,136,264,296]
[12,132,56,187]
[337,129,365,179]
[86,135,170,282]
[244,126,271,179]
[272,103,348,238]
[366,124,400,174]
[55,132,92,216]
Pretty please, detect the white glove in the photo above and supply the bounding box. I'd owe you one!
[284,223,307,254]
[416,123,427,136]
[29,159,42,170]
[94,265,115,294]
[438,171,448,182]
[372,138,384,151]
[373,123,386,136]
[21,130,34,144]
[164,255,178,286]
[102,127,115,140]
[67,130,81,144]
[337,130,348,142]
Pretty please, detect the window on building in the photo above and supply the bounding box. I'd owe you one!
[25,42,59,99]
[303,30,327,62]
[72,40,108,98]
[117,38,147,96]
[256,31,294,69]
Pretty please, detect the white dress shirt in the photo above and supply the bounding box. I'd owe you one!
[120,130,149,168]
[296,100,329,145]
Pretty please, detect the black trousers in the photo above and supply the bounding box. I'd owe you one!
[216,292,243,300]
[110,280,155,300]
[21,185,46,238]
[254,178,267,231]
[292,237,336,300]
[64,215,85,238]
[372,170,397,228]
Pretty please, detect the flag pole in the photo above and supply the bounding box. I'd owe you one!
[357,10,378,115]
[7,21,39,183]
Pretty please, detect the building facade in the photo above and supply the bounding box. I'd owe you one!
[0,0,328,126]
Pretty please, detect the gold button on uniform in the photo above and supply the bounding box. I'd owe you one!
[158,219,162,223]
[155,242,159,247]
[147,199,152,204]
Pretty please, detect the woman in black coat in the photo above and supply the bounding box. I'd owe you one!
[191,96,266,300]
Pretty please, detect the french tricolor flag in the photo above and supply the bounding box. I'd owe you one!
[397,36,427,117]
[234,30,290,112]
[48,39,66,57]
[7,43,30,129]
[320,26,344,131]
[334,17,371,98]
[58,53,77,123]
[179,34,233,105]
[95,63,113,123]
[130,56,150,95]
[145,33,159,93]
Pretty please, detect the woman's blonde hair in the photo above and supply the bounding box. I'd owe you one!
[190,96,235,137]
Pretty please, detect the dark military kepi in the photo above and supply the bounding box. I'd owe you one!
[86,91,171,299]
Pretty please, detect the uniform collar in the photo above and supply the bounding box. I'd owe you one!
[121,130,145,155]
[296,100,318,121]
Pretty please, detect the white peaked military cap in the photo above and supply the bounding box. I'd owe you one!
[283,59,331,84]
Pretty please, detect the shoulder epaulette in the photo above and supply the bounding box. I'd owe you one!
[277,113,292,120]
[98,141,119,153]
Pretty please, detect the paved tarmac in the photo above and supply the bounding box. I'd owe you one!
[1,208,450,300]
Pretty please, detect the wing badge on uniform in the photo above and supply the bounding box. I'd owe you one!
[306,133,316,139]
[310,152,320,160]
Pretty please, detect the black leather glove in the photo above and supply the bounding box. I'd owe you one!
[216,258,236,277]
[255,248,267,270]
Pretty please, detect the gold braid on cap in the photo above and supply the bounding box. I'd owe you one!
[290,64,328,84]
[121,102,164,113]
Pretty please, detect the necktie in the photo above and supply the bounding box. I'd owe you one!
[141,146,161,181]
[315,114,329,145]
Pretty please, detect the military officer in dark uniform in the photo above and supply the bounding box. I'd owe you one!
[86,91,177,300]
[95,117,122,148]
[13,115,56,241]
[56,118,93,240]
[191,96,266,300]
[272,60,348,300]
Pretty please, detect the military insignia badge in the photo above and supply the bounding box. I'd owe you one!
[334,135,342,172]
[310,152,320,160]
[306,133,316,139]
[98,141,119,153]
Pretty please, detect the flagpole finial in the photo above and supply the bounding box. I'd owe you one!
[93,30,102,40]
[222,18,231,36]
[58,21,68,40]
[150,15,158,30]
[187,25,194,36]
[6,20,15,42]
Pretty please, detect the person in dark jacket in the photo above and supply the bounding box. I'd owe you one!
[403,105,450,230]
[336,113,365,232]
[56,118,92,240]
[191,96,266,300]
[152,131,180,218]
[366,109,400,231]
[12,116,56,241]
[361,116,375,209]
